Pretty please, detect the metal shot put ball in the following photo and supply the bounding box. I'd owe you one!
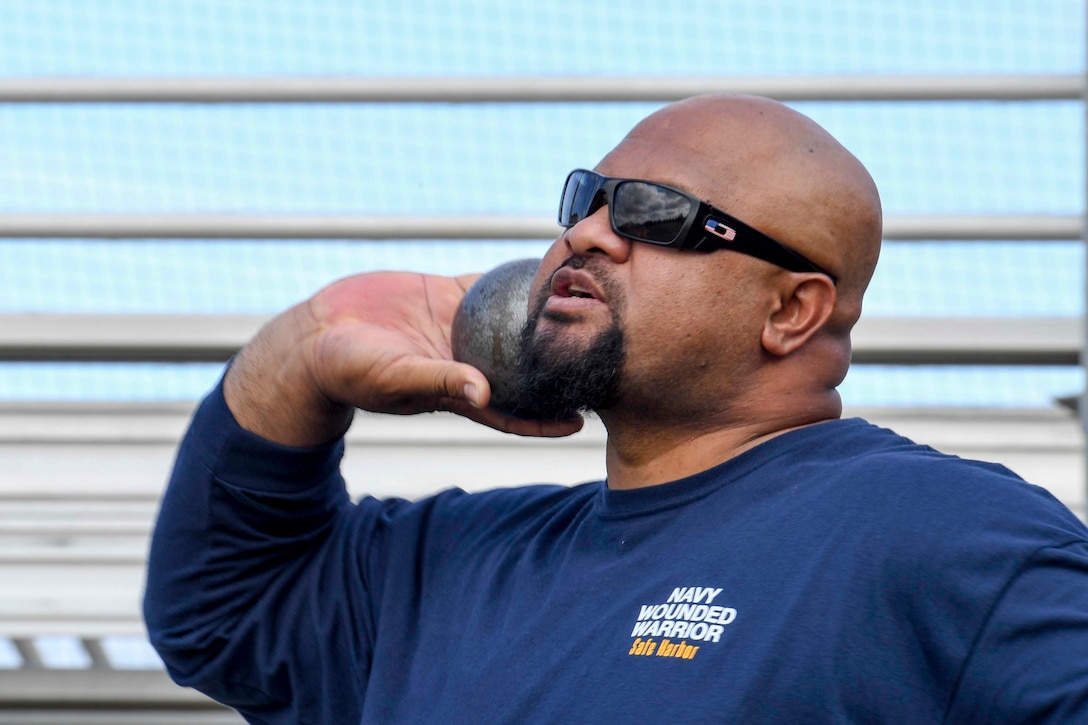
[451,258,541,417]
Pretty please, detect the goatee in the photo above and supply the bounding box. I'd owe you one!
[511,309,625,422]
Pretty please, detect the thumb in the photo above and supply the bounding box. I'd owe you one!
[453,365,491,409]
[374,357,492,414]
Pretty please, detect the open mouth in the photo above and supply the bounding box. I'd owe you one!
[550,268,604,302]
[567,284,595,299]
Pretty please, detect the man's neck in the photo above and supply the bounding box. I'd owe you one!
[599,399,841,490]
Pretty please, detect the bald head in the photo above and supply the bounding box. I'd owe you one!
[523,95,882,479]
[600,94,882,332]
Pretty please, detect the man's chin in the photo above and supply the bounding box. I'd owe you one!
[514,314,626,423]
[526,326,596,363]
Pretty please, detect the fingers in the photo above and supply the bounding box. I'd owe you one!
[348,356,487,415]
[496,415,586,439]
[347,353,583,438]
[388,354,585,438]
[443,397,585,439]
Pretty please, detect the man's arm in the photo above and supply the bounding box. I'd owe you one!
[144,271,582,721]
[945,540,1088,722]
[144,380,365,720]
[223,271,583,446]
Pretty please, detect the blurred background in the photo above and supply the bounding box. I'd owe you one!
[0,1,1083,722]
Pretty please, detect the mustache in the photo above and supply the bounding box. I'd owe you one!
[545,254,585,287]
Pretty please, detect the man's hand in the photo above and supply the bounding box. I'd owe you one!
[224,271,583,447]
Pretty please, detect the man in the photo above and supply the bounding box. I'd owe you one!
[145,95,1088,723]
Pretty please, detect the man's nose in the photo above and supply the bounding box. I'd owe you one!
[563,205,632,263]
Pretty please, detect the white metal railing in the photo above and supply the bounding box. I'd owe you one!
[0,314,1079,365]
[0,213,1077,240]
[0,74,1079,102]
[0,661,236,720]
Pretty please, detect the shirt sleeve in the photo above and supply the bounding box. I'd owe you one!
[945,539,1088,723]
[143,378,382,724]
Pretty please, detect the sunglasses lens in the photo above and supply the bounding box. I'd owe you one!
[558,173,579,226]
[612,181,693,244]
[559,170,602,226]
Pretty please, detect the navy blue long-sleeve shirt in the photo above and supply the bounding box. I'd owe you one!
[145,381,1088,723]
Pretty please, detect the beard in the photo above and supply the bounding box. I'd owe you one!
[511,296,626,422]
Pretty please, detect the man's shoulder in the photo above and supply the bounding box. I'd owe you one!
[797,417,1088,546]
[807,416,1033,490]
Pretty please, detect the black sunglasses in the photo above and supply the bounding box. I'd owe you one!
[557,168,836,283]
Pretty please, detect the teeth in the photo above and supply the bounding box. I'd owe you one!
[570,286,592,299]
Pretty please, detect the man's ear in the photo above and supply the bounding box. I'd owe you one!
[761,274,837,357]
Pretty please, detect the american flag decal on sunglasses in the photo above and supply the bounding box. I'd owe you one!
[704,219,737,241]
